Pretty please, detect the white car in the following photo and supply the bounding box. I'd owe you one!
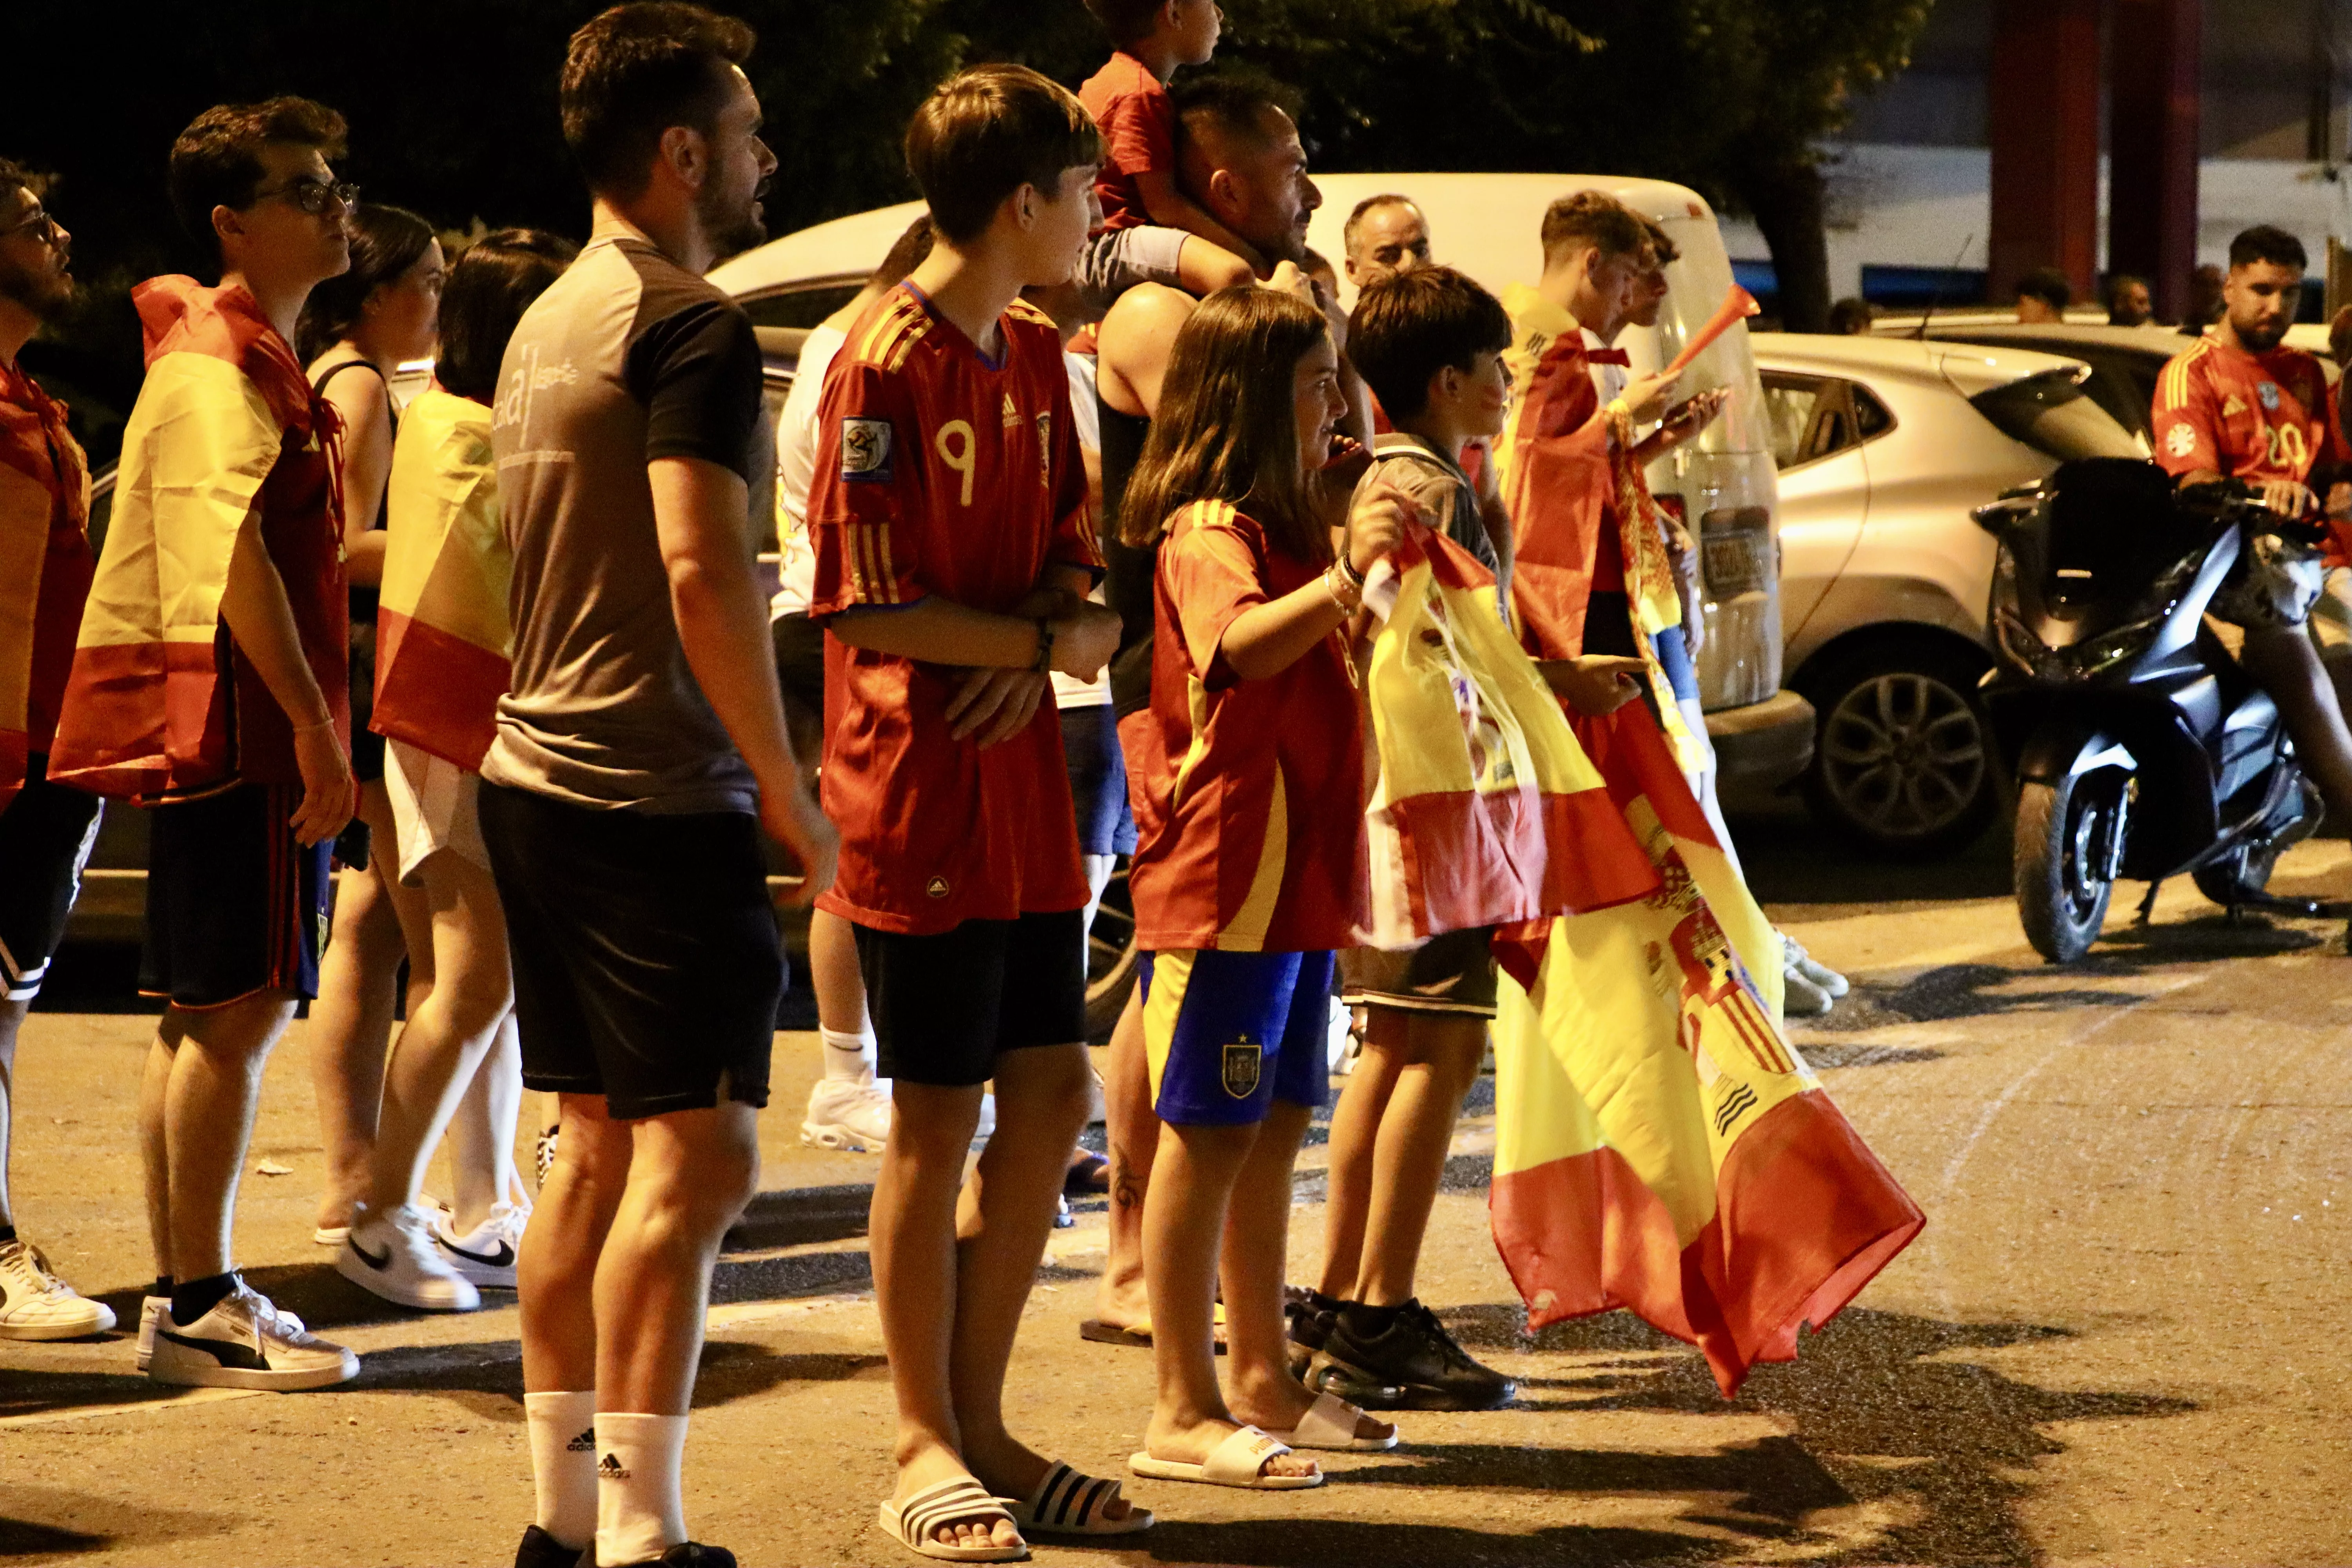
[1753,333,2147,855]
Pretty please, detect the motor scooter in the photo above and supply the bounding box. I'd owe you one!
[1976,458,2324,963]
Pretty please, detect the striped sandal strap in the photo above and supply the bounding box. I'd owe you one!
[902,1477,1016,1546]
[1029,1462,1125,1528]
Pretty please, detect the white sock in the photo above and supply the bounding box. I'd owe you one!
[818,1025,875,1084]
[594,1411,689,1566]
[523,1390,597,1550]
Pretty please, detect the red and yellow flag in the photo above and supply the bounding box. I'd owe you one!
[1358,517,1657,943]
[372,387,509,771]
[47,277,346,801]
[1488,703,1923,1396]
[0,359,93,811]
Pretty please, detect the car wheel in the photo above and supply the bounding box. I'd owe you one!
[1800,642,1997,857]
[1084,857,1140,1042]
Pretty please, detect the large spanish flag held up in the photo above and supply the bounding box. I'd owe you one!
[1488,701,1924,1396]
[47,277,347,802]
[1357,515,1659,946]
[372,387,509,771]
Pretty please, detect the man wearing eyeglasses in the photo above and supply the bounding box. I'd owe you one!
[0,160,113,1345]
[49,97,364,1391]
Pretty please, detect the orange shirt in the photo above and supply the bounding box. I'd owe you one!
[1125,501,1365,952]
[0,357,93,787]
[1078,52,1175,235]
[2154,336,2352,556]
[805,285,1100,934]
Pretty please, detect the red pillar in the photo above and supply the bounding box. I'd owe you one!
[2109,0,2203,321]
[1986,0,2104,306]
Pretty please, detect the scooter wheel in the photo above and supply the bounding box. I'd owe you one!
[2015,774,2122,963]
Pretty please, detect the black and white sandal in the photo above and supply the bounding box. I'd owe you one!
[1007,1461,1153,1537]
[877,1475,1028,1562]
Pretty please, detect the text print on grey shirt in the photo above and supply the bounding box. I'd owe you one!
[484,233,766,815]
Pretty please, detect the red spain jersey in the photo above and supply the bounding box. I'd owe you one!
[1125,501,1366,953]
[806,284,1102,934]
[0,356,94,807]
[2153,336,2352,557]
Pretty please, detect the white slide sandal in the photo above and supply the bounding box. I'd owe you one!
[1129,1424,1324,1490]
[1268,1389,1399,1452]
[1007,1461,1154,1536]
[877,1476,1030,1562]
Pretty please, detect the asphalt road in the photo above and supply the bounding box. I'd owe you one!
[3,803,2349,1566]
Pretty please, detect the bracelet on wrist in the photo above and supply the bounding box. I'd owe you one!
[1324,563,1361,614]
[1336,550,1367,587]
[294,716,336,733]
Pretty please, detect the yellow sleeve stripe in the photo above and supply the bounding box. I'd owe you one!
[854,297,927,367]
[2159,341,2210,414]
[844,518,901,606]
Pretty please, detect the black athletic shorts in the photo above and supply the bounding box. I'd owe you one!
[141,782,333,1008]
[854,909,1087,1087]
[0,754,102,1002]
[480,781,786,1119]
[1338,926,1500,1017]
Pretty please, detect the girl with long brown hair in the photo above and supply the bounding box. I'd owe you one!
[1120,285,1409,1488]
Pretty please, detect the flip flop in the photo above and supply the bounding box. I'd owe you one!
[1077,1315,1227,1353]
[877,1476,1029,1562]
[1007,1461,1152,1537]
[1129,1425,1323,1490]
[1265,1389,1399,1452]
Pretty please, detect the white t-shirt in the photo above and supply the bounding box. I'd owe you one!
[1052,350,1112,711]
[768,321,848,620]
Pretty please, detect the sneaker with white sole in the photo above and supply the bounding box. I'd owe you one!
[1782,933,1849,999]
[432,1200,529,1289]
[801,1074,893,1152]
[148,1279,357,1390]
[1781,964,1835,1018]
[0,1238,116,1341]
[138,1292,309,1372]
[336,1203,481,1311]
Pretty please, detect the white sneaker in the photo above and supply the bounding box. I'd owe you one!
[1782,933,1849,999]
[311,1224,350,1248]
[147,1279,357,1390]
[432,1201,529,1289]
[1782,965,1835,1018]
[337,1203,481,1311]
[802,1075,893,1152]
[0,1238,116,1340]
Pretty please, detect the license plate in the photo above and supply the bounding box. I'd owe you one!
[1702,532,1767,598]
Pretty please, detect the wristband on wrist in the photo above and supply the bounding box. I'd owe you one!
[1336,549,1367,587]
[1324,563,1361,613]
[294,716,336,733]
[1031,617,1055,673]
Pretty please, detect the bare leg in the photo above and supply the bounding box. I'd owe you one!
[808,910,869,1036]
[519,1093,629,1396]
[162,992,297,1280]
[1348,1014,1486,1307]
[0,998,22,1228]
[138,1032,172,1276]
[1138,1110,1321,1475]
[1093,988,1154,1328]
[869,1078,1022,1553]
[2244,626,2352,820]
[364,853,511,1216]
[1316,1009,1409,1299]
[592,1102,760,1413]
[447,1013,523,1232]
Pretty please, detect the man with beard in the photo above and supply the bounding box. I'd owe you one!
[0,162,110,1342]
[1082,74,1363,1352]
[483,8,834,1566]
[2154,225,2352,938]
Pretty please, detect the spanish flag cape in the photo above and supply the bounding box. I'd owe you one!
[1486,702,1924,1395]
[48,277,347,801]
[1355,483,1657,946]
[0,357,93,811]
[1497,286,1706,775]
[372,386,508,771]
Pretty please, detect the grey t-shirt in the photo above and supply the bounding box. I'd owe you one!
[483,233,765,814]
[1368,431,1497,570]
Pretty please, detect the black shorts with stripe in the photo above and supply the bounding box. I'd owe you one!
[140,782,333,1008]
[0,753,103,1002]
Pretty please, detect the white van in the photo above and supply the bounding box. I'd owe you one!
[711,172,1814,785]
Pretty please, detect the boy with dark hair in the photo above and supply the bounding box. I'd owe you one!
[0,160,110,1340]
[485,7,833,1567]
[47,97,361,1389]
[1077,0,1255,301]
[804,62,1131,1560]
[2016,264,2072,323]
[1292,265,1530,1412]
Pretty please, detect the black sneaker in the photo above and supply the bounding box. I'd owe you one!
[1283,1289,1342,1381]
[1312,1298,1515,1411]
[513,1524,589,1568]
[615,1546,737,1568]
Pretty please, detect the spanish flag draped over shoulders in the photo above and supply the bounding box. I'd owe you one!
[1356,507,1657,945]
[47,276,347,802]
[372,386,508,771]
[0,358,93,812]
[1487,701,1923,1395]
[1497,285,1706,775]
